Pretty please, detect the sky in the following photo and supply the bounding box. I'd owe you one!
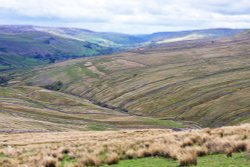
[0,0,250,34]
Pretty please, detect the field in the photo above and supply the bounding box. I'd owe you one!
[0,124,250,166]
[14,31,250,127]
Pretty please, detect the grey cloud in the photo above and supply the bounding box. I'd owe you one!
[0,0,250,34]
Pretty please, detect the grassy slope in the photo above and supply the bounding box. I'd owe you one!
[0,26,243,72]
[0,32,113,56]
[17,31,250,127]
[0,86,184,131]
[0,53,48,77]
[0,33,114,72]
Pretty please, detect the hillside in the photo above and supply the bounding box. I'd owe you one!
[0,26,116,72]
[0,25,243,72]
[15,30,250,128]
[0,86,185,132]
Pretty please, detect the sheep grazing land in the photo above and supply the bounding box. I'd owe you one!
[0,124,250,167]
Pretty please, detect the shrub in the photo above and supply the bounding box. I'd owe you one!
[43,81,63,91]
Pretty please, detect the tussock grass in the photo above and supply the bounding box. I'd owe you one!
[42,157,58,167]
[178,151,197,166]
[107,153,119,165]
[0,124,250,166]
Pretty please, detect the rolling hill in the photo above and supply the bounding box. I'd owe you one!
[0,86,186,132]
[0,26,115,73]
[0,25,243,73]
[13,30,250,128]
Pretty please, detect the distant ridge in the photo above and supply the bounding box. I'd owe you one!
[0,25,246,72]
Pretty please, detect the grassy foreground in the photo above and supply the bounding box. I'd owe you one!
[0,124,250,166]
[105,153,250,167]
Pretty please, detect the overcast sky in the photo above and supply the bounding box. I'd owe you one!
[0,0,250,34]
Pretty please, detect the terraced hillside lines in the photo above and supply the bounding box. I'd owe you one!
[0,86,185,131]
[18,31,250,127]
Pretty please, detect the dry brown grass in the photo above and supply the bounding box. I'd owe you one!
[106,153,119,165]
[0,124,250,166]
[0,158,17,167]
[178,149,197,166]
[42,157,58,167]
[80,155,101,166]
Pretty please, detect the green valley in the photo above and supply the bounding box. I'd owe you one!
[1,1,250,166]
[9,30,249,128]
